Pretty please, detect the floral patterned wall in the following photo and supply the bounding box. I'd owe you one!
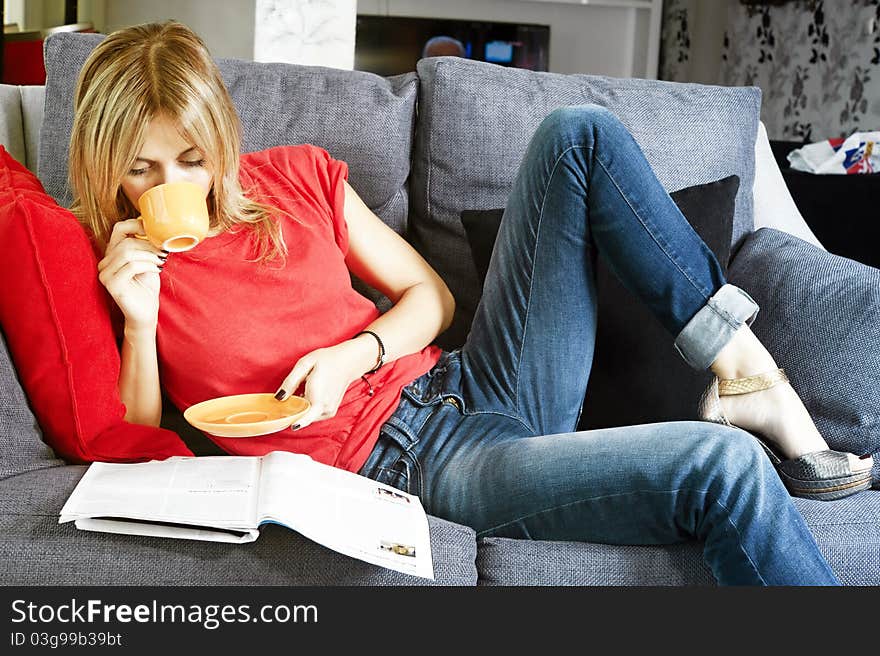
[660,0,880,142]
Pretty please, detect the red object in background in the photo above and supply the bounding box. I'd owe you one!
[3,38,47,85]
[3,24,96,85]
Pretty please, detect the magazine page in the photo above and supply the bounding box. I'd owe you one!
[257,451,434,579]
[73,518,260,544]
[59,456,262,530]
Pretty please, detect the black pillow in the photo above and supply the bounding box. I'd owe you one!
[727,227,880,479]
[460,174,739,429]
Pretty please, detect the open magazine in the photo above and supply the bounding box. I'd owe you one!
[59,451,434,579]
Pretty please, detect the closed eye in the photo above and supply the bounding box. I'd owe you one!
[128,159,206,176]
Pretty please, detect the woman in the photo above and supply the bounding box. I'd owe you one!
[70,21,872,585]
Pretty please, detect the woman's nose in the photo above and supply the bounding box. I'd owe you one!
[161,167,186,185]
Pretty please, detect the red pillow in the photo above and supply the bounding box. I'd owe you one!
[0,146,193,463]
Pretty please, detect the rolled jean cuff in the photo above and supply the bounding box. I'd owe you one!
[673,283,760,371]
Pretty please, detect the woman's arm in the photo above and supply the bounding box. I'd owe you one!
[97,218,167,427]
[119,323,163,426]
[339,180,456,373]
[274,181,455,428]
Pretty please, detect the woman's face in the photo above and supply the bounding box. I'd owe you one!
[119,114,214,208]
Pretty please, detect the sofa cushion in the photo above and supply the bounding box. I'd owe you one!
[727,227,880,480]
[38,32,417,239]
[460,175,739,426]
[0,466,478,586]
[0,146,193,464]
[475,493,880,586]
[411,57,761,349]
[476,538,713,586]
[0,329,66,480]
[795,493,880,585]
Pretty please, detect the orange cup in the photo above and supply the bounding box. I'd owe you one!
[135,181,210,252]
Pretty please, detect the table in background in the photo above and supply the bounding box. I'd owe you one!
[771,140,880,270]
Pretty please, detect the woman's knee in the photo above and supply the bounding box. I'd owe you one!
[697,424,776,486]
[537,104,625,145]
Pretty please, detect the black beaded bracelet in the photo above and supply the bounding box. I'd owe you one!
[355,330,386,396]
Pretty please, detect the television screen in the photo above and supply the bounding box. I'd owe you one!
[355,15,550,76]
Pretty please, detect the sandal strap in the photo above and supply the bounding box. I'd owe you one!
[717,368,789,396]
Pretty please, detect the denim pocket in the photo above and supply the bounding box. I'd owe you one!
[373,450,421,497]
[401,384,445,408]
[366,350,463,497]
[371,422,424,497]
[402,349,464,407]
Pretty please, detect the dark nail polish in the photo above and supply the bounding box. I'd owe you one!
[291,424,301,430]
[860,453,873,459]
[274,390,285,401]
[159,253,169,260]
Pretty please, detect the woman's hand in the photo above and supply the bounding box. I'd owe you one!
[274,340,376,431]
[97,218,167,330]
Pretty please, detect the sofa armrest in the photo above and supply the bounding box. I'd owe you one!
[0,84,45,175]
[752,121,824,249]
[20,85,45,175]
[0,84,27,169]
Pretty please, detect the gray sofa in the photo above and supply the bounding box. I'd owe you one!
[1,32,878,586]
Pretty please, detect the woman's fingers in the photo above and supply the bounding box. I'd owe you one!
[275,355,346,431]
[98,221,165,327]
[289,406,321,431]
[275,358,315,401]
[106,218,149,251]
[100,259,162,292]
[98,246,166,277]
[101,223,167,279]
[288,392,342,431]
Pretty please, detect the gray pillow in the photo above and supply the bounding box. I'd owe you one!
[0,330,66,480]
[727,228,880,482]
[410,57,761,350]
[38,32,417,236]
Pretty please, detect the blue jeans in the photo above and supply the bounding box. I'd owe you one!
[359,106,838,586]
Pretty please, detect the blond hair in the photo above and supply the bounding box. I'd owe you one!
[68,20,286,262]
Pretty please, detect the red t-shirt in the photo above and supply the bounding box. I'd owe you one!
[156,144,442,472]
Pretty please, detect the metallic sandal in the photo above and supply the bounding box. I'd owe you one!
[698,368,873,501]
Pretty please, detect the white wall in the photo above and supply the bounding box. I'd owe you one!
[7,0,659,76]
[5,0,105,32]
[94,0,357,66]
[5,0,254,59]
[4,0,25,29]
[357,0,661,77]
[103,0,256,60]
[686,0,729,85]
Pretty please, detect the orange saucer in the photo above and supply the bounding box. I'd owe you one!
[183,393,310,438]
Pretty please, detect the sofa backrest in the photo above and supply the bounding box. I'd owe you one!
[37,32,418,238]
[409,57,762,349]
